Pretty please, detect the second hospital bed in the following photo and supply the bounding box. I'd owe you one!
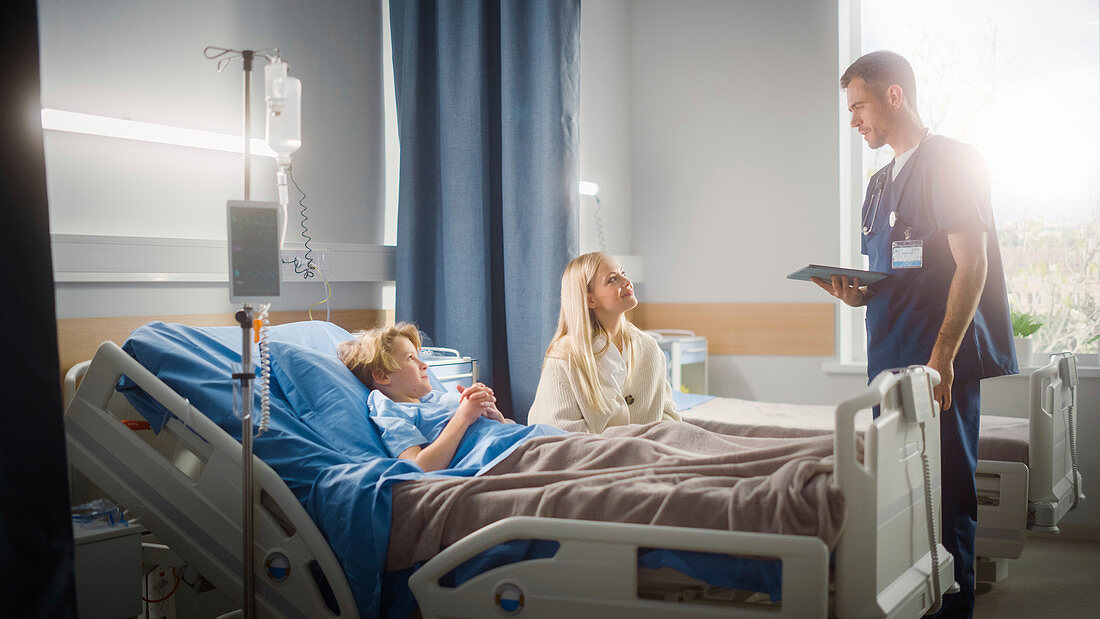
[64,320,956,618]
[678,353,1085,581]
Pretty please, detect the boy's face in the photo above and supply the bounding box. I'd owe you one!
[374,335,433,402]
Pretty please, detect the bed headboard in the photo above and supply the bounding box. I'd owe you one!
[628,302,834,356]
[56,309,393,380]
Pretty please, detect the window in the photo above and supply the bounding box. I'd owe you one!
[842,0,1100,363]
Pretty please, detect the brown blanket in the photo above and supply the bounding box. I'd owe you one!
[386,422,845,571]
[681,397,1030,464]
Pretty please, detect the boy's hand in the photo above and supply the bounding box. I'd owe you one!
[456,383,514,423]
[457,382,494,401]
[454,384,496,424]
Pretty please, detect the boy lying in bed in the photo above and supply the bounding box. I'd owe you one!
[338,323,563,472]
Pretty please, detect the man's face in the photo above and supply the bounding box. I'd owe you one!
[846,77,894,150]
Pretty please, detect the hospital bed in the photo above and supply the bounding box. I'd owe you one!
[64,321,955,618]
[679,353,1084,582]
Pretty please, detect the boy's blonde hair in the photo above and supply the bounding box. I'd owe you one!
[338,322,422,389]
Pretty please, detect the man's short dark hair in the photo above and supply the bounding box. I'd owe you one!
[840,50,918,111]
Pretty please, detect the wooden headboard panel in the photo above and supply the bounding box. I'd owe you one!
[58,302,835,380]
[56,309,394,379]
[628,302,835,356]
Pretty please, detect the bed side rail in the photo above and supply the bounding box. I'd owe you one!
[64,341,358,619]
[64,359,92,410]
[1029,353,1084,530]
[411,516,828,618]
[834,367,955,618]
[974,459,1029,560]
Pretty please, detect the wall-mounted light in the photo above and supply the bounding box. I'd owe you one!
[579,180,599,196]
[40,108,277,157]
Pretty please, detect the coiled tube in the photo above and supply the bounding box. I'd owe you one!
[256,303,272,435]
[1068,385,1081,509]
[920,422,942,615]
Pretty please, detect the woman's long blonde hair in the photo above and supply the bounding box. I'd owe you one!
[545,251,637,412]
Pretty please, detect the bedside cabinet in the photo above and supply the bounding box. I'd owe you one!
[72,523,142,619]
[644,329,709,395]
[421,347,478,393]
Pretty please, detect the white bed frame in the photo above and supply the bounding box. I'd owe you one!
[974,353,1084,581]
[64,342,356,619]
[65,341,954,618]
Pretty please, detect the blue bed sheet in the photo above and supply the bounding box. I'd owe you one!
[117,321,781,618]
[117,322,562,616]
[671,390,716,411]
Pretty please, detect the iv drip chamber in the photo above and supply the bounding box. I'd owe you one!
[264,61,288,112]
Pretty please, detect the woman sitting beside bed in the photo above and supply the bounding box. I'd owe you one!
[528,251,680,433]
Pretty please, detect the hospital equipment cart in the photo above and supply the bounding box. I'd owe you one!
[645,330,709,394]
[421,347,478,393]
[72,522,142,618]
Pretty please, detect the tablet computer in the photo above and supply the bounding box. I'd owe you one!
[787,264,890,285]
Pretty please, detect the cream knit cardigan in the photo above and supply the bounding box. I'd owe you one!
[527,327,681,433]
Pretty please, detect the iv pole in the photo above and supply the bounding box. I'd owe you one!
[206,45,261,618]
[235,48,257,619]
[207,43,294,617]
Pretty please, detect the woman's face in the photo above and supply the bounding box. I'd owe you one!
[375,336,433,402]
[587,258,637,322]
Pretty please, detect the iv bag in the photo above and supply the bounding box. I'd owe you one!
[265,64,301,166]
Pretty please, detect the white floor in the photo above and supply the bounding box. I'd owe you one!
[975,532,1100,618]
[141,530,1100,618]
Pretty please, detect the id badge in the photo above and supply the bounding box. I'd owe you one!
[892,240,923,269]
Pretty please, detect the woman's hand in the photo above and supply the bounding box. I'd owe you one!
[481,405,515,423]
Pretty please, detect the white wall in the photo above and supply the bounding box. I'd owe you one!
[38,0,386,316]
[579,0,633,256]
[629,0,841,305]
[625,0,858,399]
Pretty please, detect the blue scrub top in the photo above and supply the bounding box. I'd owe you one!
[860,135,1017,382]
[367,390,566,472]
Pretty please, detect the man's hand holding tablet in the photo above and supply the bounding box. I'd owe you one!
[787,264,890,308]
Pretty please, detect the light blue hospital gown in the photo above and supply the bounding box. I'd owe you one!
[367,390,566,473]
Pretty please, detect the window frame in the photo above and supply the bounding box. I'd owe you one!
[833,0,1100,371]
[834,0,868,369]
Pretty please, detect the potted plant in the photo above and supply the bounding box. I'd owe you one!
[1010,310,1042,366]
[1086,333,1100,364]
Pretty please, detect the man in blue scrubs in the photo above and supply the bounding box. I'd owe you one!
[813,51,1017,618]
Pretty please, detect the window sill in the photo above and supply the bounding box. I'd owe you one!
[822,360,1100,379]
[819,361,868,375]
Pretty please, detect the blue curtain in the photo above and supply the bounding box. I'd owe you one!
[390,0,579,422]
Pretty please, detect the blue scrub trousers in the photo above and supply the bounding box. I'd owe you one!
[931,378,980,619]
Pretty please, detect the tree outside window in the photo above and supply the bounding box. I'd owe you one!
[859,0,1099,357]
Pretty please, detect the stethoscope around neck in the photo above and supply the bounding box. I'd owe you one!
[862,130,931,236]
[861,164,892,236]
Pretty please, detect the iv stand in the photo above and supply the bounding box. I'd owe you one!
[207,42,284,617]
[235,49,257,619]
